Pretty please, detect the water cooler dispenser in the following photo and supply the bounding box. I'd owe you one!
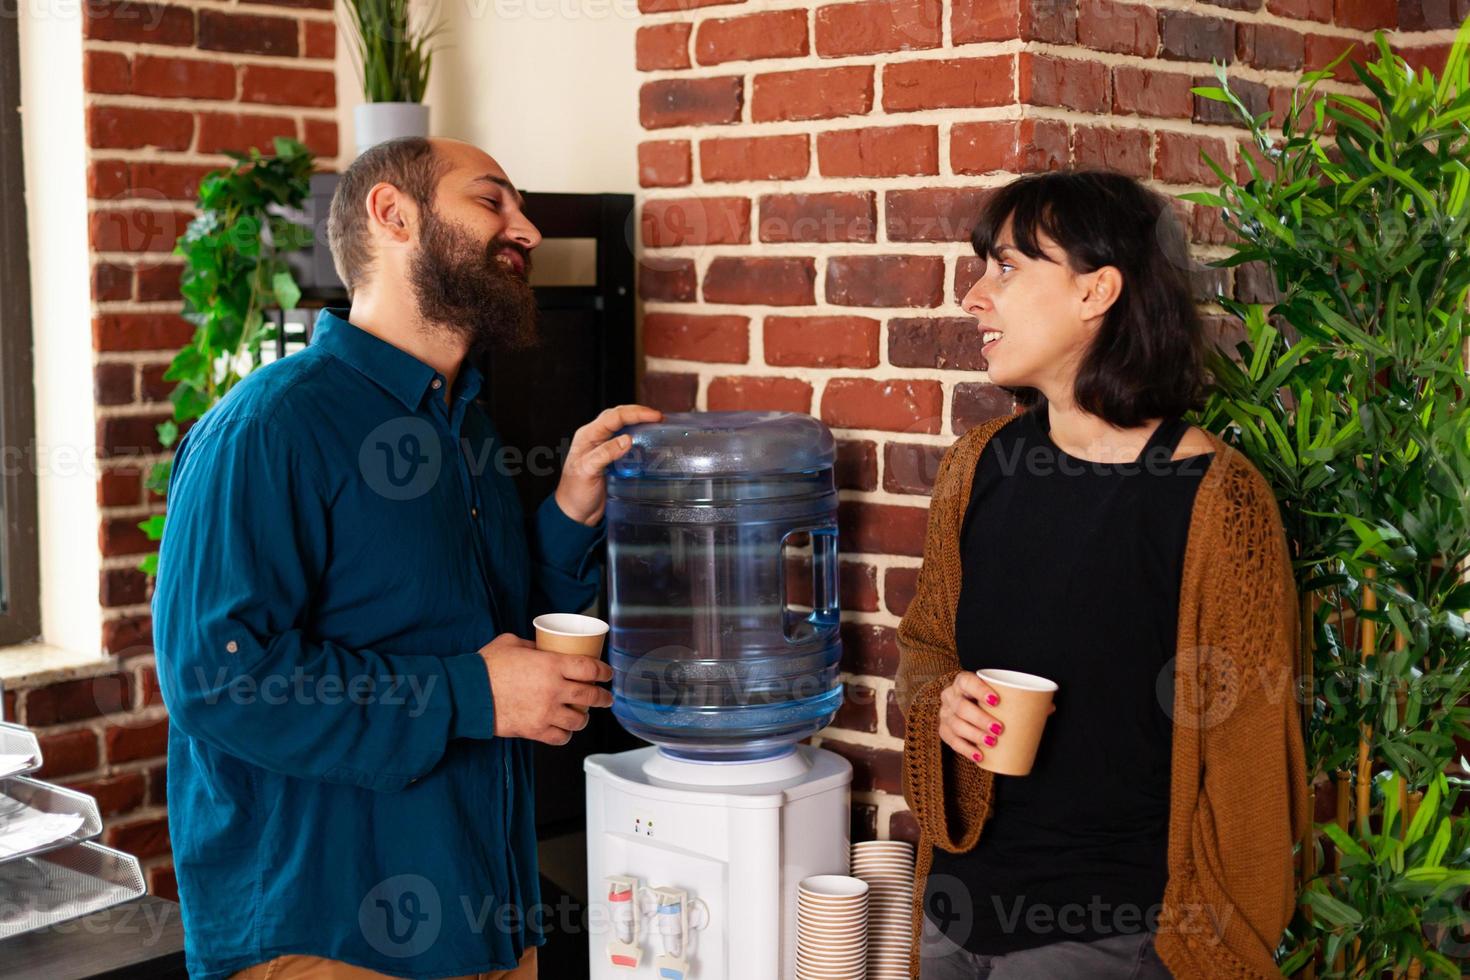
[585,412,854,979]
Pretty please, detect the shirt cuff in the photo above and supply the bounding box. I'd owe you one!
[445,651,495,740]
[533,494,606,574]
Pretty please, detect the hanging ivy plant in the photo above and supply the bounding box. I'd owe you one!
[137,137,316,576]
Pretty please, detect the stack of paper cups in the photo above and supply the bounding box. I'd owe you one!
[797,875,869,979]
[850,840,916,978]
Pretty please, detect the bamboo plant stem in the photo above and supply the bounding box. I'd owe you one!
[1331,768,1349,976]
[1300,592,1318,980]
[1405,788,1425,978]
[1356,568,1377,840]
[1395,644,1408,829]
[1347,568,1378,977]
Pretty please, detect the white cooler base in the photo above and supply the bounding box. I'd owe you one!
[584,745,853,979]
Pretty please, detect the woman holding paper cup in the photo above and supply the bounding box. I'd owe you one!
[895,171,1309,980]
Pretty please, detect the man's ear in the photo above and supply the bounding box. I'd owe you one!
[364,182,416,247]
[1078,265,1123,324]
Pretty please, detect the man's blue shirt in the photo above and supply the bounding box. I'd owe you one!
[151,308,603,978]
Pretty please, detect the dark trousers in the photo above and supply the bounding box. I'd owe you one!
[919,914,1175,980]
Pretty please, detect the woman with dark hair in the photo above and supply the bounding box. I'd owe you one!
[895,170,1309,979]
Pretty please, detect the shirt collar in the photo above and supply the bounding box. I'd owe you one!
[311,308,483,410]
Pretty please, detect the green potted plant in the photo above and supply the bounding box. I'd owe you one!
[138,138,316,574]
[343,0,444,156]
[1183,20,1470,978]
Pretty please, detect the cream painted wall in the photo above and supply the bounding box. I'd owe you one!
[336,1,640,195]
[13,0,103,661]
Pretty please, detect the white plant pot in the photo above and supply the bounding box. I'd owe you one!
[354,102,430,156]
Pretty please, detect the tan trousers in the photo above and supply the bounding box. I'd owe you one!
[230,945,537,980]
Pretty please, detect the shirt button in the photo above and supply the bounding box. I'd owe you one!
[431,378,443,389]
[226,641,238,653]
[471,507,479,518]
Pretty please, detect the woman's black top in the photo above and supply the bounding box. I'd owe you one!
[923,404,1215,955]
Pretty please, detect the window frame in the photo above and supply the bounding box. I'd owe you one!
[0,0,42,646]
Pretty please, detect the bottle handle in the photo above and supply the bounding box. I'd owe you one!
[780,524,840,642]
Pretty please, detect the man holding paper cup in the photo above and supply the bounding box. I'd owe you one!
[152,138,660,980]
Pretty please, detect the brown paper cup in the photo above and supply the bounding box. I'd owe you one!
[533,613,608,657]
[974,668,1058,776]
[534,614,609,714]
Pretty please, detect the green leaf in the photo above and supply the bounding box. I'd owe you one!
[271,270,301,311]
[1330,91,1383,123]
[1179,191,1227,208]
[1319,820,1373,865]
[1302,887,1365,928]
[144,460,172,498]
[1405,868,1470,905]
[1191,86,1231,102]
[137,514,166,540]
[1443,581,1470,613]
[1435,15,1470,104]
[171,383,211,423]
[1422,816,1452,868]
[162,346,205,382]
[156,419,179,449]
[1278,943,1318,975]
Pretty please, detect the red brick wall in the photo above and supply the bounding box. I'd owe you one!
[6,0,338,901]
[633,0,1453,843]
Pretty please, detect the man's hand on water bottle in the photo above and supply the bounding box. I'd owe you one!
[479,633,614,745]
[555,404,663,526]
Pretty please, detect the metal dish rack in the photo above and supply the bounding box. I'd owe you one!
[0,722,41,781]
[0,720,147,941]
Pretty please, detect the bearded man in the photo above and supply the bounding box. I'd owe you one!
[151,137,658,980]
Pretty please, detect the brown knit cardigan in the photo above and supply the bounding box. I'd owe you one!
[896,412,1311,979]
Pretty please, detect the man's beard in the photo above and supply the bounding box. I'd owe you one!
[408,202,540,357]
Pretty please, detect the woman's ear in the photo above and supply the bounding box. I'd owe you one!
[1078,265,1124,323]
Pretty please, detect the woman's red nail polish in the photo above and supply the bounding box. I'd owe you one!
[986,694,999,706]
[990,723,1002,734]
[983,735,997,746]
[972,752,982,762]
